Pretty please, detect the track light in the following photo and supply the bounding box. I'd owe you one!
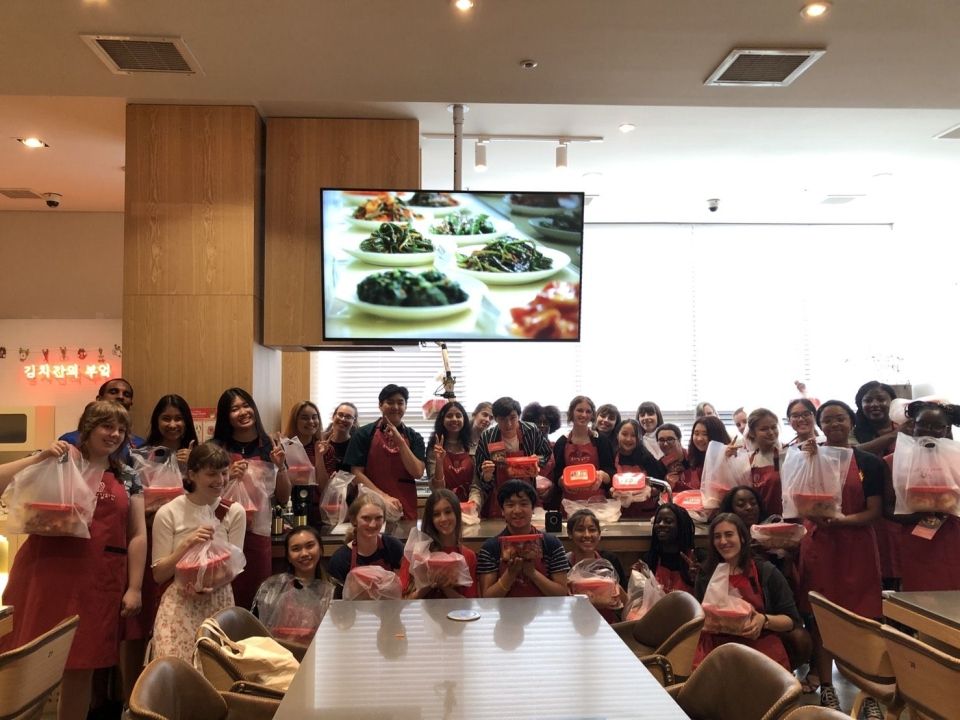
[474,140,488,172]
[555,141,568,170]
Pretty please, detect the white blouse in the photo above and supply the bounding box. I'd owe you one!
[152,494,246,563]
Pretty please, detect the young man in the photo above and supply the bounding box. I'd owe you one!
[59,377,146,449]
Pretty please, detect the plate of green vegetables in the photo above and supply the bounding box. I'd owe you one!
[421,211,513,245]
[337,269,486,321]
[455,237,571,285]
[343,223,436,267]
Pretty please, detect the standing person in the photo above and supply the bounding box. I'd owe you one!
[656,424,689,491]
[284,400,336,483]
[553,396,616,503]
[739,408,784,516]
[401,489,478,599]
[344,384,426,521]
[636,401,665,458]
[469,397,552,519]
[427,401,475,501]
[319,401,359,483]
[686,415,732,491]
[798,400,884,710]
[60,377,146,449]
[0,401,146,720]
[732,407,749,437]
[695,402,717,418]
[327,493,404,599]
[853,381,899,456]
[211,387,288,609]
[613,419,666,518]
[477,480,569,597]
[149,443,246,661]
[644,503,702,594]
[145,394,199,466]
[593,403,621,451]
[521,401,562,503]
[469,402,494,446]
[784,398,819,448]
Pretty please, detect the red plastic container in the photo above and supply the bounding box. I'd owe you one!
[287,464,314,486]
[570,576,617,604]
[22,501,86,536]
[750,522,806,550]
[702,603,752,634]
[499,533,541,562]
[673,490,704,512]
[506,455,540,479]
[563,464,597,489]
[143,486,184,512]
[793,492,837,518]
[176,549,233,590]
[612,472,646,492]
[906,485,960,513]
[425,553,465,583]
[271,626,315,643]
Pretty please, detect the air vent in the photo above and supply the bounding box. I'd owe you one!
[821,195,865,205]
[935,123,960,140]
[0,188,42,199]
[80,34,202,75]
[706,49,826,87]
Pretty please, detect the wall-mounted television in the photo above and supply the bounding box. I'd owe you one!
[320,189,583,342]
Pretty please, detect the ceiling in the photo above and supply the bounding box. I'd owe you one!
[2,0,959,221]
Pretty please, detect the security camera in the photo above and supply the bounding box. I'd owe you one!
[42,192,62,208]
[707,198,719,213]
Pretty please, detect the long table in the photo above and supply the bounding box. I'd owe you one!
[883,590,960,653]
[273,596,690,720]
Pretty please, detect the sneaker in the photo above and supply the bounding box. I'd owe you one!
[820,684,841,711]
[861,697,884,720]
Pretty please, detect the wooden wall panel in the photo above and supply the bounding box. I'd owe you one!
[263,118,420,347]
[280,351,312,428]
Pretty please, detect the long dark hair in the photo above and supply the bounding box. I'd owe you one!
[853,381,897,442]
[702,512,753,577]
[687,415,731,469]
[428,401,472,451]
[213,388,272,453]
[146,394,199,448]
[645,503,696,585]
[421,488,463,551]
[636,401,664,429]
[284,525,325,580]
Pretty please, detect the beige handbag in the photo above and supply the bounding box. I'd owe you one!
[194,618,299,692]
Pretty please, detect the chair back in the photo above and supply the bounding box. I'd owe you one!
[0,615,79,720]
[675,643,801,720]
[195,608,269,691]
[632,590,704,650]
[808,591,895,683]
[208,607,271,642]
[881,624,960,720]
[129,657,227,720]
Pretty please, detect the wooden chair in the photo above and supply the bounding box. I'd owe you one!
[611,590,705,684]
[665,643,802,720]
[880,624,960,720]
[808,591,903,720]
[128,657,278,720]
[0,615,79,720]
[781,706,851,720]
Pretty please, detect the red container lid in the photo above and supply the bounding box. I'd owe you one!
[571,577,615,590]
[425,554,461,567]
[673,490,704,511]
[754,522,799,534]
[460,501,477,511]
[177,550,232,571]
[271,626,314,639]
[908,485,959,494]
[288,465,314,473]
[563,464,597,488]
[144,487,184,497]
[350,565,388,581]
[612,472,646,491]
[703,603,752,618]
[506,455,539,466]
[25,502,75,513]
[500,533,540,544]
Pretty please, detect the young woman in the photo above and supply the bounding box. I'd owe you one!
[426,401,475,501]
[321,402,360,474]
[327,493,404,599]
[656,424,689,491]
[636,401,665,458]
[784,398,818,448]
[593,403,622,451]
[284,400,338,483]
[853,381,899,456]
[477,480,570,597]
[211,387,288,609]
[402,489,478,599]
[566,508,628,622]
[554,395,616,503]
[521,402,562,440]
[0,401,146,720]
[643,503,702,594]
[693,513,801,672]
[686,415,732,491]
[150,443,246,661]
[470,401,494,446]
[145,394,199,466]
[695,402,717,418]
[613,419,666,518]
[252,526,333,643]
[743,408,784,516]
[798,400,884,709]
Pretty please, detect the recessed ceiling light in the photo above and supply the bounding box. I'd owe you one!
[452,0,475,10]
[17,137,49,148]
[519,59,538,70]
[800,2,831,19]
[618,123,636,133]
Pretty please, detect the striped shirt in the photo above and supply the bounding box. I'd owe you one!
[476,529,570,576]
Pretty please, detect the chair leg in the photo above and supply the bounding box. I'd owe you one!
[883,699,904,720]
[850,690,865,719]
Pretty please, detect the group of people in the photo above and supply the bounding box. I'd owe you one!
[0,375,956,718]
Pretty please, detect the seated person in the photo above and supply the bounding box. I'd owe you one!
[643,503,703,594]
[477,480,569,597]
[401,489,478,599]
[327,493,404,599]
[566,508,627,623]
[693,513,801,672]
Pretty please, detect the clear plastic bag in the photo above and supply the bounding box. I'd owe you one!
[701,563,754,634]
[672,490,709,524]
[611,472,652,508]
[568,558,622,610]
[222,477,261,524]
[460,500,480,526]
[253,574,333,644]
[701,441,751,509]
[561,497,622,524]
[132,447,185,513]
[624,563,665,621]
[781,445,852,519]
[280,436,315,486]
[319,471,353,526]
[175,529,247,592]
[403,527,473,591]
[342,565,402,601]
[750,518,807,550]
[535,474,554,501]
[243,460,277,537]
[3,447,100,538]
[892,433,960,515]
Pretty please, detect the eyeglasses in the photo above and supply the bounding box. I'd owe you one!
[789,411,813,420]
[658,437,679,445]
[334,412,355,422]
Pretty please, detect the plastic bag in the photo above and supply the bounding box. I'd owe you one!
[535,474,554,501]
[4,447,100,538]
[672,490,709,524]
[319,470,353,526]
[750,518,807,550]
[133,447,185,513]
[781,445,851,519]
[561,497,622,524]
[611,472,652,508]
[358,483,402,524]
[624,564,665,621]
[568,559,622,610]
[701,441,751,509]
[892,433,960,516]
[403,527,472,591]
[701,563,754,634]
[342,565,402,600]
[280,436,315,486]
[253,575,333,643]
[242,460,277,537]
[460,500,480,526]
[222,477,261,524]
[175,529,246,592]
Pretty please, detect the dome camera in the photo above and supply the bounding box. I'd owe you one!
[707,198,719,213]
[42,192,62,208]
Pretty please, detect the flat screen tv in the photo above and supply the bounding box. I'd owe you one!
[320,189,584,342]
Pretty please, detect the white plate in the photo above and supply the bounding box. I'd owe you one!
[339,191,411,206]
[421,217,515,246]
[527,217,583,244]
[343,244,435,267]
[336,272,486,321]
[456,244,572,285]
[346,215,417,232]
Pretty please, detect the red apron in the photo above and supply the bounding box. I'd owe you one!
[226,451,273,609]
[442,451,475,502]
[695,560,791,670]
[482,445,532,519]
[899,516,960,592]
[798,453,882,618]
[676,465,702,493]
[876,454,903,581]
[750,450,783,517]
[498,533,551,597]
[124,522,159,641]
[2,470,129,669]
[616,456,657,519]
[655,561,694,594]
[365,424,418,521]
[562,437,602,503]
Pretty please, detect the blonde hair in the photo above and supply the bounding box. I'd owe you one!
[284,401,324,443]
[78,400,131,471]
[344,491,387,544]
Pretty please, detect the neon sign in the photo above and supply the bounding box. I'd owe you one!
[23,363,112,382]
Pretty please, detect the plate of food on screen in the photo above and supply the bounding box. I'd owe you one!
[404,191,463,215]
[337,269,485,321]
[347,195,423,230]
[527,211,583,244]
[504,193,580,216]
[339,190,395,206]
[508,281,581,339]
[343,223,436,267]
[455,238,570,285]
[422,210,514,245]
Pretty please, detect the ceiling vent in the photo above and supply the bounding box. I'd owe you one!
[0,188,42,199]
[80,34,202,75]
[706,49,826,87]
[935,123,960,140]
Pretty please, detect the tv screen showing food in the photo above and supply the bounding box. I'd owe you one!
[320,189,584,342]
